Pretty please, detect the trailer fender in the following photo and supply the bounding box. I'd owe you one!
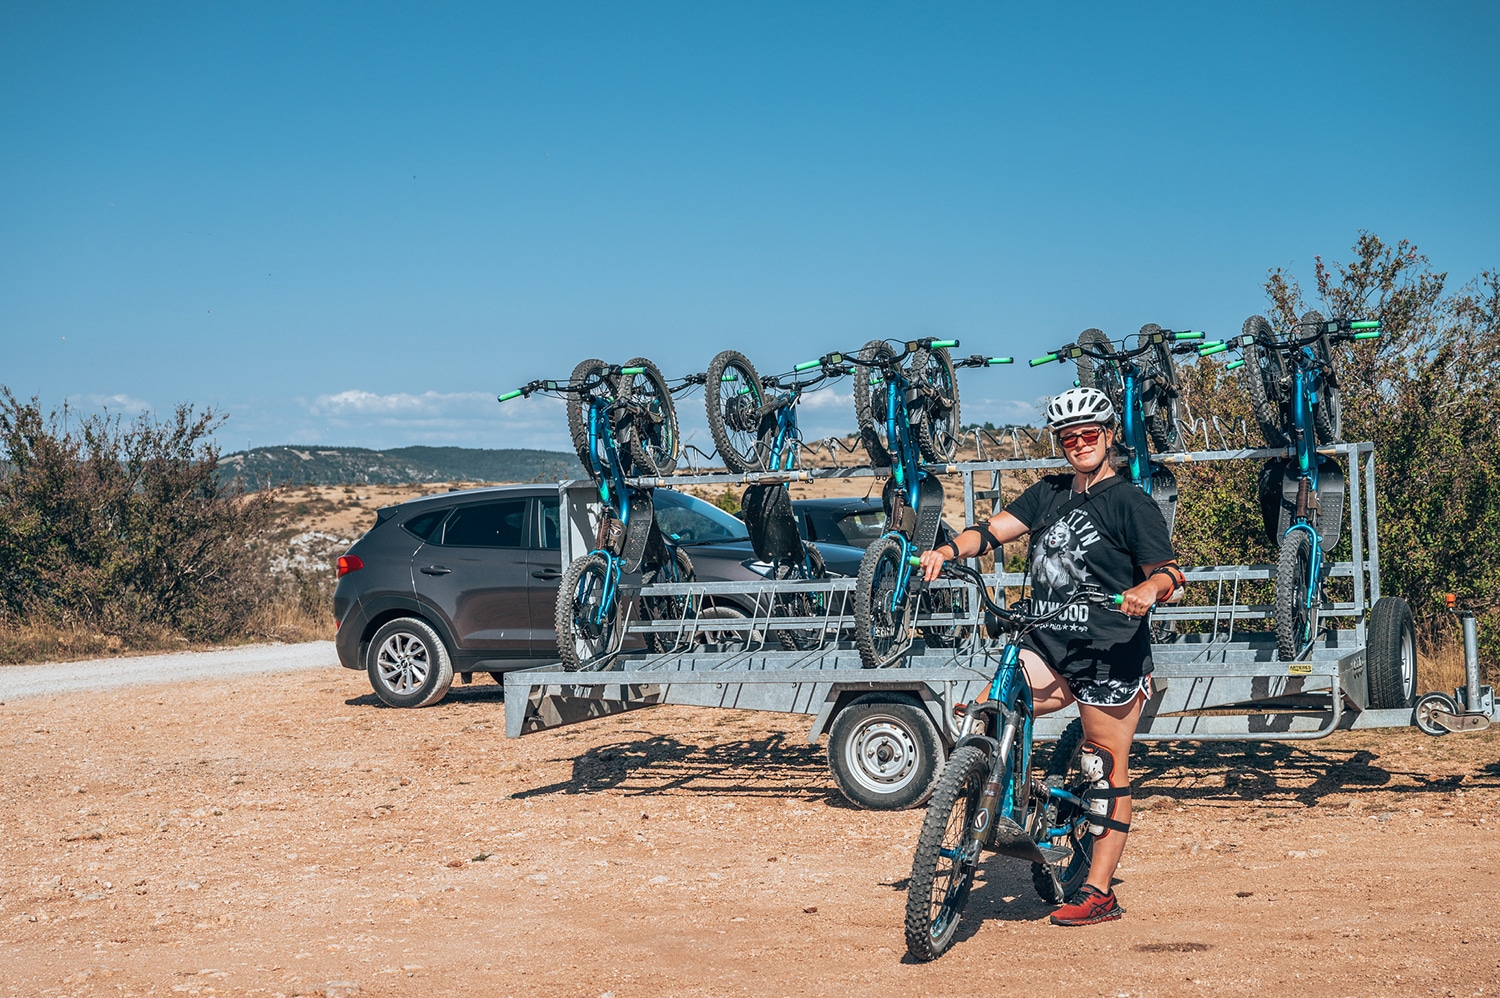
[806,685,947,744]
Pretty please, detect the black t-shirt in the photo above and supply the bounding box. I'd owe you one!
[1004,474,1176,682]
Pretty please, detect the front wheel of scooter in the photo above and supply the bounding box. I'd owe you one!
[904,744,988,961]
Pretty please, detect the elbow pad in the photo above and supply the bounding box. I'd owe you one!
[957,524,996,557]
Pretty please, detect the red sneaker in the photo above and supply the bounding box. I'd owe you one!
[1050,884,1124,926]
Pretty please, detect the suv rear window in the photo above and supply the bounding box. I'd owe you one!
[834,511,888,546]
[402,508,448,542]
[441,499,527,548]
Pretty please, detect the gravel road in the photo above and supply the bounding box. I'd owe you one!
[0,640,338,699]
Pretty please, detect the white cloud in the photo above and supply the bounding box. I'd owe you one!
[70,392,154,413]
[310,389,497,418]
[303,388,573,450]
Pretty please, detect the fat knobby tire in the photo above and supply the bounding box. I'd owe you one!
[555,553,615,671]
[1275,530,1316,662]
[620,357,679,475]
[641,548,696,653]
[566,358,611,475]
[904,745,989,961]
[1140,323,1182,453]
[913,347,960,463]
[1074,328,1123,416]
[852,339,898,467]
[704,350,765,473]
[1241,315,1289,448]
[1032,717,1093,903]
[1301,310,1344,444]
[854,535,910,669]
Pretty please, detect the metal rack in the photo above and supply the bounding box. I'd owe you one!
[508,441,1419,808]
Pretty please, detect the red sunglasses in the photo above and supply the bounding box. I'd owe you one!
[1058,427,1104,448]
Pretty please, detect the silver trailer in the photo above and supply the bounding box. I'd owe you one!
[504,441,1456,810]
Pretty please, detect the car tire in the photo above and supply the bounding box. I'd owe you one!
[366,617,455,708]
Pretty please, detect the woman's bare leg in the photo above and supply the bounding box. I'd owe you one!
[1076,695,1144,892]
[1020,650,1074,714]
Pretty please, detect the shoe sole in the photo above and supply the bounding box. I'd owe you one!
[1050,906,1125,926]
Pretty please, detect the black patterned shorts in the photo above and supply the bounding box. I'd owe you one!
[1066,672,1154,707]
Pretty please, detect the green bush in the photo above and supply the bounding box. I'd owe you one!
[0,391,276,643]
[1186,233,1500,655]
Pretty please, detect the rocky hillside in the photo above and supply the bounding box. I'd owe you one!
[220,445,578,489]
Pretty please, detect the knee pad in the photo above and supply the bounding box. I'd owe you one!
[1079,742,1131,838]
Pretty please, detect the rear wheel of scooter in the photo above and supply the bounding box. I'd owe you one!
[1032,718,1095,903]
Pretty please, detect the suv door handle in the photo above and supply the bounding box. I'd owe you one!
[530,569,564,580]
[419,565,452,575]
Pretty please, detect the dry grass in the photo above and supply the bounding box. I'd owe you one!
[239,594,338,645]
[1421,633,1486,695]
[0,620,187,666]
[0,599,338,666]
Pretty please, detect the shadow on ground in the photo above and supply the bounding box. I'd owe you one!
[1128,738,1498,807]
[506,727,1499,809]
[512,731,836,801]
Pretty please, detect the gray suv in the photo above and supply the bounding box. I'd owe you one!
[333,485,864,707]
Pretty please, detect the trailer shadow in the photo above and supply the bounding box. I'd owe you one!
[510,727,1500,809]
[1127,737,1499,809]
[511,731,837,801]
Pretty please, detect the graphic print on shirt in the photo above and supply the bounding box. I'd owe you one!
[1031,509,1104,631]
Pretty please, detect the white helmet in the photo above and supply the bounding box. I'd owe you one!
[1045,386,1115,431]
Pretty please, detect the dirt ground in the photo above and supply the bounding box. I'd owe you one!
[3,665,1499,998]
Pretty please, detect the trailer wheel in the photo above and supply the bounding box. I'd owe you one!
[826,693,945,810]
[1367,596,1418,709]
[1414,692,1456,736]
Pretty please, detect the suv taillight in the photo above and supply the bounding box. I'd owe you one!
[337,555,364,578]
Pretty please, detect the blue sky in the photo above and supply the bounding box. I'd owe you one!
[3,2,1497,455]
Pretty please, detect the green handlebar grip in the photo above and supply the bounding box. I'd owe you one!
[794,359,821,371]
[497,389,524,402]
[1350,320,1381,330]
[1198,341,1229,356]
[1111,594,1124,606]
[987,356,1015,365]
[1172,330,1205,341]
[621,366,645,376]
[1029,353,1058,367]
[1352,330,1381,340]
[720,373,739,381]
[1226,359,1246,371]
[907,555,924,567]
[931,339,959,349]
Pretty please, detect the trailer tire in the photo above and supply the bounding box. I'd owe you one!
[826,693,945,810]
[1367,596,1418,709]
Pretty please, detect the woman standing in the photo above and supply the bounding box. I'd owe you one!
[918,386,1185,926]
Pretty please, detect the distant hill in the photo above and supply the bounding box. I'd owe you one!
[220,445,579,490]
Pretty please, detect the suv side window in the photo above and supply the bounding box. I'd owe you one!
[537,498,561,550]
[440,499,527,548]
[402,508,449,542]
